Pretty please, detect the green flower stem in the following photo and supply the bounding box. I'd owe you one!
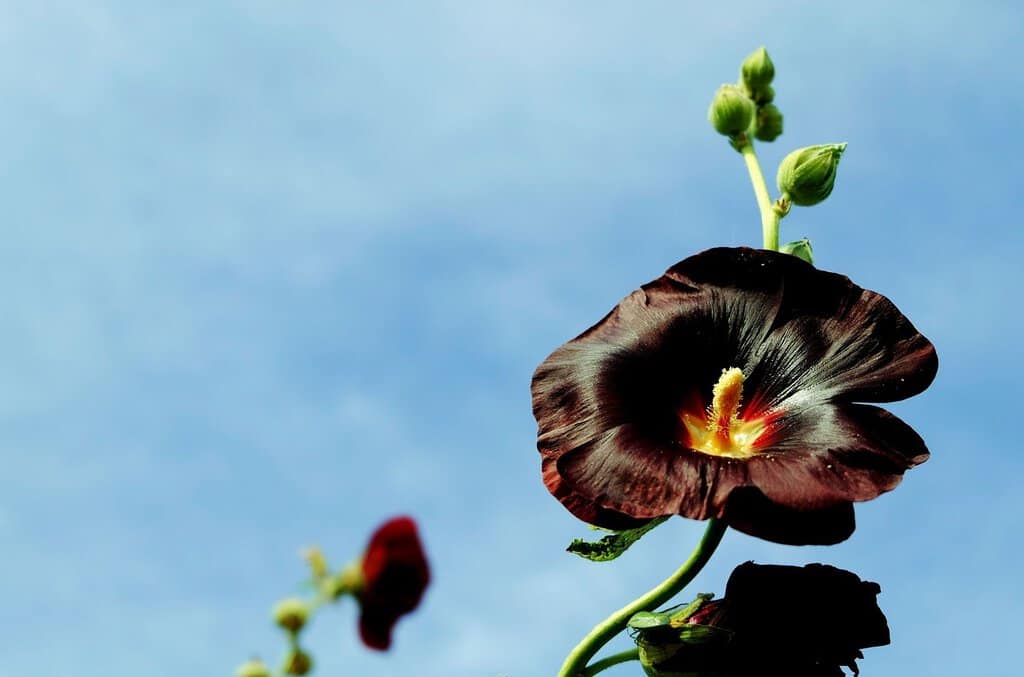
[557,519,728,677]
[738,140,781,251]
[582,648,640,675]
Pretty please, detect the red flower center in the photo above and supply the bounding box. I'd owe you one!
[681,367,770,459]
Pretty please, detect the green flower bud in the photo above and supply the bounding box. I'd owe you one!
[751,84,775,105]
[741,47,775,93]
[707,84,755,137]
[272,598,309,634]
[781,238,814,264]
[776,143,847,206]
[235,658,272,677]
[754,104,783,142]
[302,546,329,580]
[282,649,313,676]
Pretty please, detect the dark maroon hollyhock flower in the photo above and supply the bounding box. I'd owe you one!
[532,247,936,544]
[356,516,430,650]
[637,562,890,675]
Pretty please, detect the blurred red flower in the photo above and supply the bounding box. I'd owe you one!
[356,516,430,650]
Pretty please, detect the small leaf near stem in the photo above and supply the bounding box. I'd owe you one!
[567,517,669,562]
[557,519,728,677]
[736,138,782,251]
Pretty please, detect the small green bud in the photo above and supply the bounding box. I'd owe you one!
[754,104,783,142]
[282,649,313,676]
[272,598,309,634]
[708,84,755,137]
[776,143,847,206]
[741,47,775,93]
[751,84,775,105]
[781,238,814,264]
[235,658,272,677]
[302,546,329,580]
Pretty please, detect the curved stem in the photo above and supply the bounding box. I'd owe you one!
[558,519,728,677]
[582,648,640,675]
[738,141,781,251]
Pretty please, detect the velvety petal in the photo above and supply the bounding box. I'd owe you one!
[541,456,651,531]
[555,424,750,522]
[745,403,930,509]
[551,423,860,543]
[722,487,855,545]
[663,248,937,410]
[545,405,925,543]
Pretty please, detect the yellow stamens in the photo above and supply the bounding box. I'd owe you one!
[681,367,765,459]
[709,367,744,439]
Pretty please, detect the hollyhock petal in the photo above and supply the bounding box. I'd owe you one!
[745,403,930,509]
[554,425,746,521]
[663,247,937,409]
[722,488,855,545]
[542,456,651,531]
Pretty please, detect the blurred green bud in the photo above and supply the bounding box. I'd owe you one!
[776,143,847,206]
[754,104,783,142]
[272,598,309,634]
[235,658,272,677]
[302,546,329,580]
[751,83,775,105]
[282,649,313,676]
[708,84,755,137]
[781,238,814,264]
[741,47,775,93]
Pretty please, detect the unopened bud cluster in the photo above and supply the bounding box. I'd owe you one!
[708,47,783,143]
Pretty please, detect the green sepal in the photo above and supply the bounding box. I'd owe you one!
[567,516,669,562]
[677,624,728,644]
[780,238,814,264]
[668,593,715,627]
[628,610,674,629]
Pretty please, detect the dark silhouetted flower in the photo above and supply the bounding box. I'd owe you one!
[634,561,890,675]
[532,247,936,544]
[356,516,430,650]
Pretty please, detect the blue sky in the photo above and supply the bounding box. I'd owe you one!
[0,2,1021,675]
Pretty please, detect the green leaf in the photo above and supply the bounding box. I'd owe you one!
[566,516,670,562]
[628,611,673,630]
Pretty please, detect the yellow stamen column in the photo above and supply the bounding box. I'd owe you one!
[709,367,745,441]
[681,366,765,459]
